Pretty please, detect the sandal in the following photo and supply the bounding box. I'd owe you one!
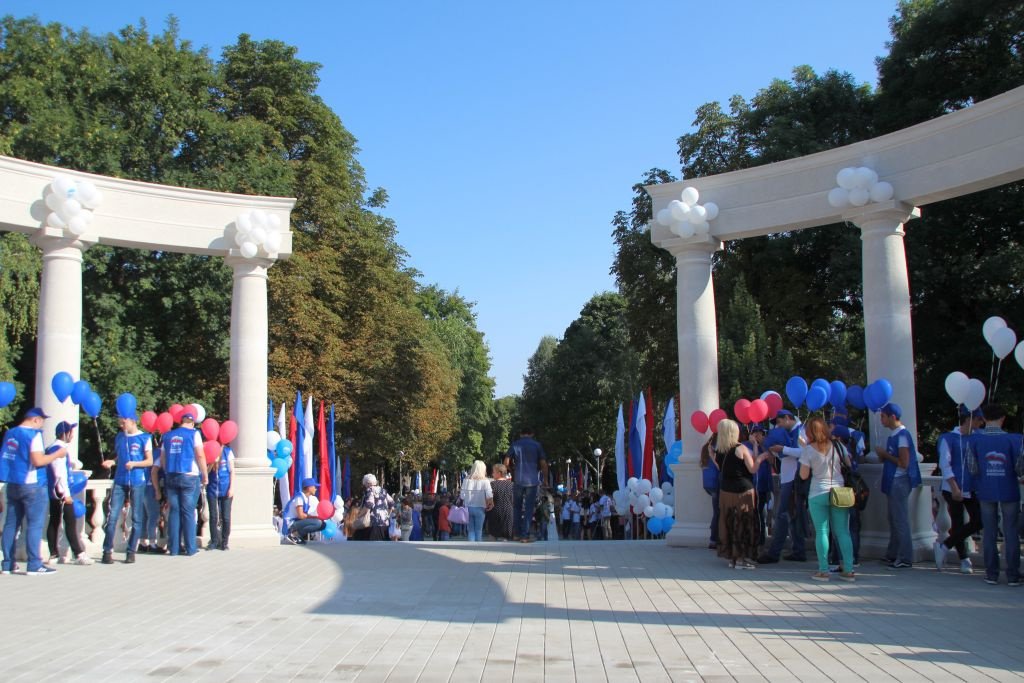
[811,571,831,581]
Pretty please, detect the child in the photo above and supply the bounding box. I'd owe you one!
[437,495,451,541]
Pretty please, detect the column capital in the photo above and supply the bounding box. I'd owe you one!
[846,201,921,235]
[29,231,97,255]
[224,254,276,277]
[659,234,724,259]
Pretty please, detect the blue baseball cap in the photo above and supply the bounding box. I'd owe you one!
[831,424,851,440]
[881,403,902,419]
[301,477,318,489]
[180,412,196,422]
[750,424,766,434]
[775,409,794,419]
[25,407,50,419]
[958,405,983,419]
[55,421,77,436]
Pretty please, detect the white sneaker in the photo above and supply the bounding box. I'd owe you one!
[57,555,69,565]
[73,554,94,566]
[960,558,973,575]
[933,541,945,571]
[47,555,59,566]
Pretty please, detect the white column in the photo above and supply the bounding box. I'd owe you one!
[664,237,723,548]
[30,233,94,461]
[852,201,933,561]
[225,255,279,546]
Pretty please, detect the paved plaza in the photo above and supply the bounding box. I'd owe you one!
[1,539,1022,682]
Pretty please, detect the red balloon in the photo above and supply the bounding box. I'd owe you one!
[140,410,158,432]
[690,410,709,434]
[708,408,728,433]
[763,392,783,418]
[316,500,335,520]
[169,403,185,423]
[155,412,174,434]
[201,418,220,441]
[203,440,222,464]
[748,399,769,423]
[734,398,751,424]
[218,420,238,445]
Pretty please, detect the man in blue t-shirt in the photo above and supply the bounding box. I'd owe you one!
[968,404,1022,586]
[101,413,153,564]
[874,402,921,569]
[1,407,68,575]
[504,427,549,543]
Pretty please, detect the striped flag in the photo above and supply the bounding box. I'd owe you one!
[328,404,337,504]
[303,396,314,480]
[317,401,330,500]
[632,393,646,480]
[615,404,626,491]
[662,397,676,452]
[277,402,290,510]
[644,388,656,485]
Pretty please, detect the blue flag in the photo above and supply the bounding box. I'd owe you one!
[293,390,304,490]
[327,404,337,501]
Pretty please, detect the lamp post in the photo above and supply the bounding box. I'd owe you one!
[566,458,571,492]
[593,448,602,490]
[397,450,405,494]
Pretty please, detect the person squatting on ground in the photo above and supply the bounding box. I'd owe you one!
[285,478,326,544]
[1,407,69,575]
[45,421,92,566]
[799,416,856,582]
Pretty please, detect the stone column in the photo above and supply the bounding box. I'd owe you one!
[31,233,95,462]
[225,255,279,546]
[851,201,933,561]
[663,236,723,548]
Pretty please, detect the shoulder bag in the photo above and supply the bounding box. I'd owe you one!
[828,446,855,509]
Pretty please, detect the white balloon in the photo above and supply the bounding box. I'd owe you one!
[964,378,986,410]
[52,175,76,195]
[661,482,673,496]
[688,204,707,223]
[854,166,877,188]
[982,316,1007,346]
[692,220,710,236]
[639,479,652,494]
[627,477,639,492]
[84,189,103,209]
[265,230,283,253]
[649,487,664,503]
[267,430,282,450]
[680,186,699,207]
[46,212,66,229]
[703,201,719,221]
[664,505,673,518]
[848,187,870,207]
[268,213,282,229]
[77,181,97,202]
[990,327,1017,359]
[944,371,970,405]
[653,502,668,518]
[237,213,253,234]
[643,505,655,518]
[62,198,82,216]
[869,181,894,202]
[674,221,695,239]
[827,187,849,208]
[251,210,268,227]
[191,403,206,423]
[234,230,248,246]
[656,208,673,226]
[250,226,268,245]
[45,193,63,211]
[836,167,857,190]
[67,215,87,235]
[82,210,94,224]
[636,493,651,510]
[240,241,258,258]
[1015,340,1024,371]
[669,200,690,222]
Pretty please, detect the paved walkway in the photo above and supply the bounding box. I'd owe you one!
[1,540,1022,682]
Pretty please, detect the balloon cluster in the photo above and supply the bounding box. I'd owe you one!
[612,478,675,535]
[265,430,294,479]
[690,391,783,434]
[785,375,892,413]
[943,372,986,411]
[234,210,284,259]
[0,381,16,409]
[51,371,102,418]
[43,175,103,236]
[983,316,1018,362]
[654,186,719,239]
[827,166,894,208]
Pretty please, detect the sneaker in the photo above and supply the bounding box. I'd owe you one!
[933,541,945,571]
[220,544,229,551]
[828,564,841,573]
[284,534,300,545]
[206,542,217,551]
[880,558,896,565]
[811,572,830,581]
[837,572,857,582]
[137,544,150,554]
[985,577,998,585]
[27,566,57,576]
[0,568,12,575]
[707,542,717,550]
[1008,579,1021,587]
[73,554,93,566]
[756,554,779,564]
[125,553,135,564]
[888,561,913,570]
[736,560,756,570]
[57,555,69,565]
[101,552,114,565]
[960,558,973,575]
[47,555,59,566]
[150,545,168,555]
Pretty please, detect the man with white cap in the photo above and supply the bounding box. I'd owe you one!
[154,411,206,556]
[1,407,70,575]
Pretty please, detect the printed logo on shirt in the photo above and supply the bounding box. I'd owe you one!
[167,436,184,456]
[2,439,16,460]
[984,451,1008,476]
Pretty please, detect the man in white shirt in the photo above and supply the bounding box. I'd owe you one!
[598,491,613,540]
[286,477,325,544]
[758,410,808,563]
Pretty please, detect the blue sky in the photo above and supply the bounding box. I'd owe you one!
[6,1,900,397]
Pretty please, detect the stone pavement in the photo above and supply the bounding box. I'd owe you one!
[1,539,1021,682]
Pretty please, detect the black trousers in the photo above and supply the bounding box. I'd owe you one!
[941,490,983,560]
[47,498,85,557]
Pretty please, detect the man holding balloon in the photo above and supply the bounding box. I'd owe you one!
[758,410,809,564]
[45,421,92,566]
[100,407,153,565]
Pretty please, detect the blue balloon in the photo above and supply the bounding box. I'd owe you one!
[785,376,808,408]
[70,380,91,406]
[0,381,15,408]
[51,372,74,403]
[271,457,288,478]
[72,500,86,518]
[646,517,663,535]
[873,379,893,405]
[115,392,137,419]
[806,386,829,412]
[661,516,674,533]
[665,441,682,467]
[763,427,788,449]
[864,383,885,412]
[275,440,293,458]
[68,471,88,495]
[829,380,847,407]
[811,378,831,396]
[322,523,339,540]
[847,385,866,410]
[83,391,102,418]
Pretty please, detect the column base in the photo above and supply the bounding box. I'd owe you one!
[665,461,713,548]
[228,466,282,548]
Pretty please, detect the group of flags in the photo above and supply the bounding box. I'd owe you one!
[269,391,350,512]
[615,389,679,492]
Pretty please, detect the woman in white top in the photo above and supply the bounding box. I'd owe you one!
[798,416,855,582]
[461,460,494,541]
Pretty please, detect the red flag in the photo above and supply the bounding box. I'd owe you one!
[288,412,297,494]
[643,387,655,481]
[577,465,584,492]
[431,468,439,494]
[317,401,330,500]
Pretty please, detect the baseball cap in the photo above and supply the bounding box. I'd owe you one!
[775,409,794,419]
[750,424,766,434]
[25,407,50,419]
[180,412,196,422]
[301,477,318,489]
[55,421,77,437]
[881,403,902,419]
[831,424,851,440]
[958,405,983,419]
